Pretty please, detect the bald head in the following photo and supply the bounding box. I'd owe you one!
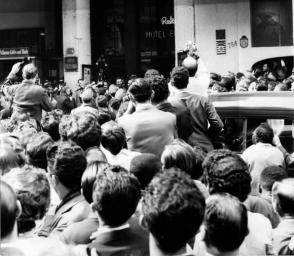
[273,178,294,217]
[182,56,198,77]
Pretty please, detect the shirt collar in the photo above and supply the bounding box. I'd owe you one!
[90,222,130,240]
[135,102,154,112]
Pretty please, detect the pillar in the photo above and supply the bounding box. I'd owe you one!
[62,0,91,90]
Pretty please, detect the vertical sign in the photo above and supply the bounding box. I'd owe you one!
[216,29,226,55]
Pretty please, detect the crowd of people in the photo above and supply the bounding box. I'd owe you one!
[0,52,294,256]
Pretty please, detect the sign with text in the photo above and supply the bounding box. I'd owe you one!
[0,47,29,57]
[64,56,78,72]
[216,30,227,55]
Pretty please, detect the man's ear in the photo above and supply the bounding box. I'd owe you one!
[151,90,155,100]
[16,200,22,219]
[51,174,59,187]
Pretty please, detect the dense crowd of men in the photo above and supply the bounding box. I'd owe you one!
[0,52,294,256]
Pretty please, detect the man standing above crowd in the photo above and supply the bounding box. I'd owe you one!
[169,66,223,152]
[118,78,177,157]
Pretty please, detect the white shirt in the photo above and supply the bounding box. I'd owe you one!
[242,143,284,195]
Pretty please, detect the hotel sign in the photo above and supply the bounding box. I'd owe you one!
[0,47,29,57]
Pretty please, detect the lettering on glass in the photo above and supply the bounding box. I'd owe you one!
[216,29,226,55]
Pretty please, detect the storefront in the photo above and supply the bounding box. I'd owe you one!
[90,0,175,81]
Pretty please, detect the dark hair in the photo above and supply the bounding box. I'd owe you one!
[26,132,54,170]
[58,115,72,141]
[203,150,251,202]
[109,98,122,111]
[101,121,126,155]
[67,113,102,151]
[256,83,268,91]
[142,168,205,254]
[130,153,162,190]
[3,165,50,233]
[193,146,207,180]
[81,161,109,204]
[47,141,87,190]
[253,123,274,144]
[161,139,201,179]
[96,95,108,108]
[41,110,63,141]
[149,76,169,104]
[204,194,249,253]
[273,179,294,216]
[128,78,152,103]
[170,66,189,89]
[92,165,141,226]
[144,69,161,79]
[0,145,23,175]
[97,109,112,126]
[260,166,287,191]
[0,180,18,238]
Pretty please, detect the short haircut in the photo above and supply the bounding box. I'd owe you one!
[97,109,112,126]
[142,168,205,254]
[67,113,102,151]
[96,95,108,108]
[109,98,122,111]
[182,56,198,77]
[22,63,38,80]
[253,122,274,144]
[58,115,72,141]
[0,145,23,175]
[272,178,294,217]
[0,180,18,238]
[204,194,248,253]
[170,66,189,89]
[128,78,152,103]
[92,165,141,226]
[101,121,126,155]
[149,76,169,104]
[41,110,63,141]
[130,153,162,190]
[161,139,201,179]
[3,165,50,233]
[26,132,54,170]
[203,150,251,202]
[47,141,87,190]
[81,161,109,204]
[144,69,161,79]
[260,166,287,192]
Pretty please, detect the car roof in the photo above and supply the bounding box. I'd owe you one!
[209,91,294,119]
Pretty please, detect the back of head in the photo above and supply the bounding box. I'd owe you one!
[253,122,274,144]
[182,56,198,77]
[3,165,50,233]
[26,132,54,170]
[22,63,38,80]
[92,165,141,226]
[0,145,23,175]
[149,76,169,104]
[58,115,72,141]
[170,66,189,89]
[161,139,199,179]
[67,113,101,151]
[81,88,94,104]
[272,178,294,217]
[101,121,125,155]
[81,161,109,204]
[144,69,161,79]
[130,153,162,190]
[96,95,108,108]
[204,194,248,254]
[203,150,251,202]
[142,168,205,254]
[128,78,152,103]
[47,141,87,190]
[260,166,287,192]
[41,110,63,141]
[1,180,18,239]
[274,82,288,91]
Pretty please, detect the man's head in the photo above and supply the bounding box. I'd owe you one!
[26,132,54,170]
[272,178,294,217]
[130,153,162,190]
[128,78,153,103]
[259,166,287,193]
[67,113,102,151]
[22,63,38,80]
[203,194,249,255]
[144,69,161,79]
[182,56,198,77]
[0,180,20,239]
[142,168,205,254]
[41,110,64,141]
[252,122,274,144]
[92,165,141,227]
[149,76,169,105]
[81,88,95,104]
[203,150,251,202]
[47,141,87,193]
[170,66,189,90]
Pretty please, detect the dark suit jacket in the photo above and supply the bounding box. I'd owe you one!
[37,191,90,237]
[169,90,223,152]
[88,227,149,256]
[12,80,53,122]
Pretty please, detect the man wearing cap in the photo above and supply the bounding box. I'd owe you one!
[71,88,99,118]
[118,78,177,157]
[168,66,223,152]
